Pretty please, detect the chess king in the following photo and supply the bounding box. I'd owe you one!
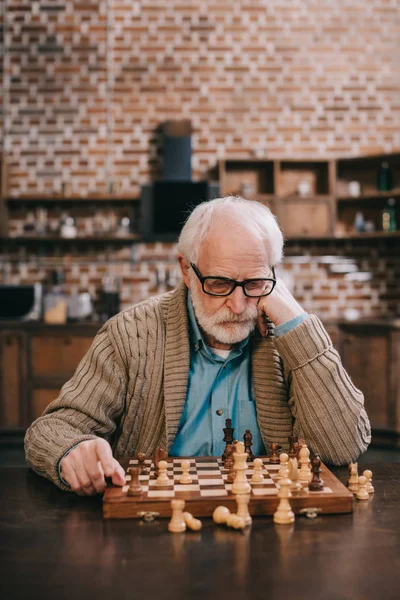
[25,196,371,495]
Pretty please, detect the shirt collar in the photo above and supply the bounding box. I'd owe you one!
[186,291,250,355]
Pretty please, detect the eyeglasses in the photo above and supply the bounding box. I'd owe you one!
[190,263,276,298]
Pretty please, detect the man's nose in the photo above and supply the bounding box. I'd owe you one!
[226,286,248,315]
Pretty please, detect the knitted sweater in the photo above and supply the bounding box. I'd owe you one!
[24,282,371,490]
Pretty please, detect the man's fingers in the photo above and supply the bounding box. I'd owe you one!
[95,439,116,477]
[111,462,126,486]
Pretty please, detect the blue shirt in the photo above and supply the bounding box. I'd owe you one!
[169,293,308,457]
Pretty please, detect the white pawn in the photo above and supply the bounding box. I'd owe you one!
[278,453,289,479]
[273,478,295,525]
[251,458,264,483]
[363,469,374,494]
[180,460,192,484]
[299,445,311,488]
[212,506,245,530]
[156,460,170,485]
[348,462,359,493]
[236,493,252,526]
[183,512,202,531]
[356,475,369,500]
[168,499,186,532]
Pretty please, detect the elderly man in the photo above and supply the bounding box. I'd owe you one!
[25,196,371,495]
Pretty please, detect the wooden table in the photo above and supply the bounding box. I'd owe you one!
[1,464,400,600]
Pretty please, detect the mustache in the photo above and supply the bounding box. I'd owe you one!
[205,306,258,324]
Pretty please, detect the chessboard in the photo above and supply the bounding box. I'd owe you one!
[103,456,353,519]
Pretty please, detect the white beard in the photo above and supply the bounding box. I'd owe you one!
[188,271,258,345]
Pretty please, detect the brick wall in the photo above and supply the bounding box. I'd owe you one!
[2,0,400,195]
[1,1,400,319]
[1,239,399,319]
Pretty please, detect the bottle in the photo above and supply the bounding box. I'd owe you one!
[377,161,393,192]
[354,211,365,233]
[382,198,397,232]
[43,270,68,324]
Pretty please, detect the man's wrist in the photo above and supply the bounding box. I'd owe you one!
[274,313,309,337]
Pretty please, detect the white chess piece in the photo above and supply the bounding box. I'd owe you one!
[183,512,202,531]
[180,460,192,484]
[299,445,311,488]
[273,478,295,525]
[212,506,245,530]
[231,441,251,495]
[278,453,289,480]
[363,469,374,494]
[289,458,303,493]
[348,462,359,493]
[156,460,170,485]
[235,493,252,526]
[251,458,264,483]
[355,475,369,500]
[168,499,186,532]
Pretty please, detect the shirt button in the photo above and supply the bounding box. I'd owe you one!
[216,409,223,416]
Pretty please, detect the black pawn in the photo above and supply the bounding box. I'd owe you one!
[309,455,324,491]
[243,429,255,462]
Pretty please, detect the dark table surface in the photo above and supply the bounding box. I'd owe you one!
[1,464,400,600]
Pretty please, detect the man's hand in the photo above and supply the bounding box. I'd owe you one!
[60,438,126,496]
[257,276,305,336]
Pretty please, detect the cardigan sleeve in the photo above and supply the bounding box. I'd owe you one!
[274,314,371,465]
[24,325,127,491]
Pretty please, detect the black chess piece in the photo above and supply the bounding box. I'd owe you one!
[309,455,324,491]
[288,435,298,459]
[137,452,148,475]
[222,418,235,461]
[243,429,255,462]
[269,442,280,464]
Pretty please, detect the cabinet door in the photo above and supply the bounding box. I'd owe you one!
[279,198,333,237]
[341,331,389,430]
[30,334,93,379]
[0,331,26,430]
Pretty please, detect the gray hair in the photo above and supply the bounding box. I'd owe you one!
[177,196,284,265]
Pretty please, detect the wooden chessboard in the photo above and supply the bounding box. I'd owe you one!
[103,456,353,519]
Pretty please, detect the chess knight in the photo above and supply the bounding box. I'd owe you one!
[25,197,371,495]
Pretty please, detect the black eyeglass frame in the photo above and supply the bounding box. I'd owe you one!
[190,263,277,298]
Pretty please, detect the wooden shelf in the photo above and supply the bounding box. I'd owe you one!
[6,194,140,204]
[337,189,400,202]
[0,234,142,243]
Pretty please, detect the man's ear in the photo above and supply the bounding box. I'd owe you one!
[178,255,191,289]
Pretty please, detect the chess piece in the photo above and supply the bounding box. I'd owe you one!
[288,435,298,459]
[224,443,235,471]
[231,441,251,495]
[180,460,192,484]
[278,453,289,480]
[183,512,202,531]
[222,418,235,461]
[137,452,148,475]
[156,460,170,485]
[288,458,303,493]
[251,458,264,483]
[356,475,369,500]
[243,429,255,462]
[273,478,295,525]
[309,456,324,491]
[299,444,311,488]
[212,506,245,530]
[235,492,252,526]
[154,447,168,477]
[269,442,280,464]
[363,469,374,494]
[127,466,142,496]
[227,461,236,483]
[168,499,186,533]
[348,462,359,493]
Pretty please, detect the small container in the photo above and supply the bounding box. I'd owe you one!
[43,270,68,324]
[348,181,361,197]
[354,211,365,233]
[382,198,397,232]
[377,161,393,192]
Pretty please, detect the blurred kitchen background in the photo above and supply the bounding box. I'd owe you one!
[0,1,399,460]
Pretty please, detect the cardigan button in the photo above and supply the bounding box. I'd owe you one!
[216,409,223,416]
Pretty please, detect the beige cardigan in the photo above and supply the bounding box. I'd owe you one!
[25,282,371,490]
